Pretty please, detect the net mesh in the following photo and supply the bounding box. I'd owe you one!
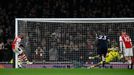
[16,19,134,68]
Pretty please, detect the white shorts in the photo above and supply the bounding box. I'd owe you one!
[123,48,133,56]
[18,47,23,54]
[13,47,23,54]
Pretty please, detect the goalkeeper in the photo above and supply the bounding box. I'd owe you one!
[88,41,123,68]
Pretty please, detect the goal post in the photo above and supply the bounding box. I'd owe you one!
[15,19,18,68]
[15,18,134,68]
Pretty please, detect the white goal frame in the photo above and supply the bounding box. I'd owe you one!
[15,18,134,68]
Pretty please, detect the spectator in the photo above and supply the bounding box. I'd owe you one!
[49,46,58,61]
[0,40,4,61]
[0,0,134,63]
[4,39,13,61]
[34,47,44,61]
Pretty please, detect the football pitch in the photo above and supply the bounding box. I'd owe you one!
[0,68,134,75]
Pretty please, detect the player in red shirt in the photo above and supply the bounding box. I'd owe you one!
[12,34,24,54]
[119,30,133,69]
[12,34,32,68]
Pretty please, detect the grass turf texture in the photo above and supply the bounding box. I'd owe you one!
[0,68,134,75]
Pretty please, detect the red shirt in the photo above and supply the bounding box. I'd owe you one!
[12,36,21,50]
[121,34,132,48]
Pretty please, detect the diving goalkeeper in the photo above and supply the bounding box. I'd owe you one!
[88,46,123,68]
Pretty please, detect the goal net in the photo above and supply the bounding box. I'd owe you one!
[15,18,134,68]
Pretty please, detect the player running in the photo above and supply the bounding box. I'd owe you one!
[95,31,110,68]
[12,34,24,54]
[119,30,133,69]
[12,34,32,68]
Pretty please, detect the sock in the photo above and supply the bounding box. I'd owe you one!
[18,62,22,68]
[102,56,105,62]
[102,56,105,67]
[128,60,132,64]
[128,60,133,69]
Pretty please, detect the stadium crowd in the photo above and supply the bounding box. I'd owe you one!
[0,0,134,62]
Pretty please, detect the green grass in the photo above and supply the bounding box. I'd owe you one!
[0,68,134,75]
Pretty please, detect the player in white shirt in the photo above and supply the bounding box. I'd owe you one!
[119,31,133,69]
